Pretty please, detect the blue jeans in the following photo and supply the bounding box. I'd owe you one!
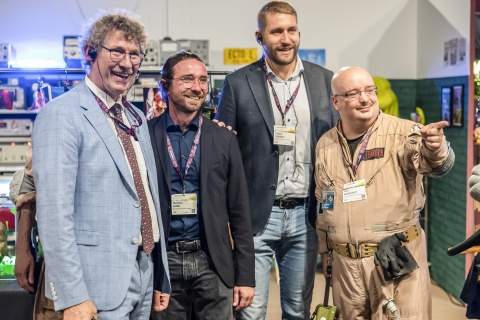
[237,205,318,320]
[152,250,234,320]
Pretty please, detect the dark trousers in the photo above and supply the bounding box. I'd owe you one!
[151,250,234,320]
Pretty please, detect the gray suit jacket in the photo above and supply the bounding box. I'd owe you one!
[216,59,338,234]
[33,81,170,311]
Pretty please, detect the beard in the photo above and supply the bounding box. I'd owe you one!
[265,43,299,66]
[169,93,205,115]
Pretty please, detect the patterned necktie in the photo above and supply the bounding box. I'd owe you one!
[110,104,154,254]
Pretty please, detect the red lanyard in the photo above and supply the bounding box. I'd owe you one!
[93,93,143,141]
[165,115,203,193]
[263,59,301,125]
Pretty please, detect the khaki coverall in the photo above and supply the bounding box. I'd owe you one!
[315,113,450,319]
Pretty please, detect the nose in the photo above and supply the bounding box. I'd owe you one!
[358,90,370,102]
[119,54,134,68]
[190,79,203,91]
[280,31,292,44]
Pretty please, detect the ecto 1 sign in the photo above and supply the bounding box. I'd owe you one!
[224,48,258,65]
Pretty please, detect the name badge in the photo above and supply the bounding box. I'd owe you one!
[342,179,367,203]
[273,125,296,146]
[171,193,197,215]
[321,191,335,210]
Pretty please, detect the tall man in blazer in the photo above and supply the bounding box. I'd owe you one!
[32,9,170,320]
[216,2,338,319]
[149,51,255,320]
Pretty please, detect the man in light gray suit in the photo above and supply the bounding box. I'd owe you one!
[216,1,338,319]
[32,9,170,320]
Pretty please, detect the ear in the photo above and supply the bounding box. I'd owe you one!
[84,46,96,62]
[255,31,262,44]
[332,96,339,110]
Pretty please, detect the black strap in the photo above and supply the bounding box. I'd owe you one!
[324,264,332,306]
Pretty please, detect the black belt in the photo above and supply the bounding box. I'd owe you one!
[273,198,306,209]
[167,239,201,253]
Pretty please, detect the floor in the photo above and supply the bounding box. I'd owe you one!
[266,270,468,320]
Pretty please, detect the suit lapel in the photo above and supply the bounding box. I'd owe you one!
[302,61,322,122]
[247,60,275,138]
[79,82,136,194]
[199,116,212,203]
[152,115,172,193]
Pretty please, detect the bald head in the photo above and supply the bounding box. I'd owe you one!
[332,66,373,96]
[330,66,379,139]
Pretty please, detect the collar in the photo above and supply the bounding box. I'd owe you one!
[264,55,304,81]
[336,111,384,139]
[85,76,119,109]
[165,110,200,132]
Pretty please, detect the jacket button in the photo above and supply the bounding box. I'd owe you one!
[271,184,276,190]
[132,238,139,245]
[133,201,140,208]
[273,151,279,157]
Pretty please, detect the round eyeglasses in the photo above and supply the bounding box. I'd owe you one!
[100,45,145,66]
[172,76,210,89]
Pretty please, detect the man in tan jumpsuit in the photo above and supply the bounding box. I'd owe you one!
[315,66,454,319]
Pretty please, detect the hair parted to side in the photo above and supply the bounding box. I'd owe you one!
[79,8,149,69]
[257,1,297,31]
[159,50,205,100]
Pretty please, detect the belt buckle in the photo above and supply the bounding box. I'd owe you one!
[359,243,377,258]
[279,199,294,209]
[347,243,359,259]
[176,241,190,254]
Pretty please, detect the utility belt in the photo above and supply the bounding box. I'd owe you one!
[167,239,202,253]
[273,197,307,209]
[329,225,419,259]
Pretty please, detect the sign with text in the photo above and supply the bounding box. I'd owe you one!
[224,48,258,65]
[298,49,326,66]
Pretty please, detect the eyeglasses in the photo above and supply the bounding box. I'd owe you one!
[172,76,209,89]
[334,86,377,100]
[100,45,145,66]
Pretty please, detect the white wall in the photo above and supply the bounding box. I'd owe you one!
[1,0,470,79]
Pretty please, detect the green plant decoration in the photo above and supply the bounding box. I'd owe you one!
[0,256,15,276]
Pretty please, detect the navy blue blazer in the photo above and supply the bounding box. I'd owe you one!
[148,113,255,288]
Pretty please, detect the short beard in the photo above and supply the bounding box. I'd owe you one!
[266,44,299,66]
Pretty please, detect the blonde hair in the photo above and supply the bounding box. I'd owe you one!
[79,9,149,69]
[257,1,297,31]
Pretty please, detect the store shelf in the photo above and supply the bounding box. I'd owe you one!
[0,68,85,75]
[0,110,38,114]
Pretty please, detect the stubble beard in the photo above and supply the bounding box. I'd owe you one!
[268,44,299,66]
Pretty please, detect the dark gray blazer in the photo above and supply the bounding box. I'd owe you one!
[148,113,255,288]
[216,59,338,234]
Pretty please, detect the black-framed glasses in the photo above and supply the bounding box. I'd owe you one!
[172,76,209,89]
[334,86,377,100]
[100,45,145,65]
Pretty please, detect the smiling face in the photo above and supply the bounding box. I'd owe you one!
[259,12,299,69]
[87,30,140,101]
[332,67,380,136]
[167,59,208,116]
